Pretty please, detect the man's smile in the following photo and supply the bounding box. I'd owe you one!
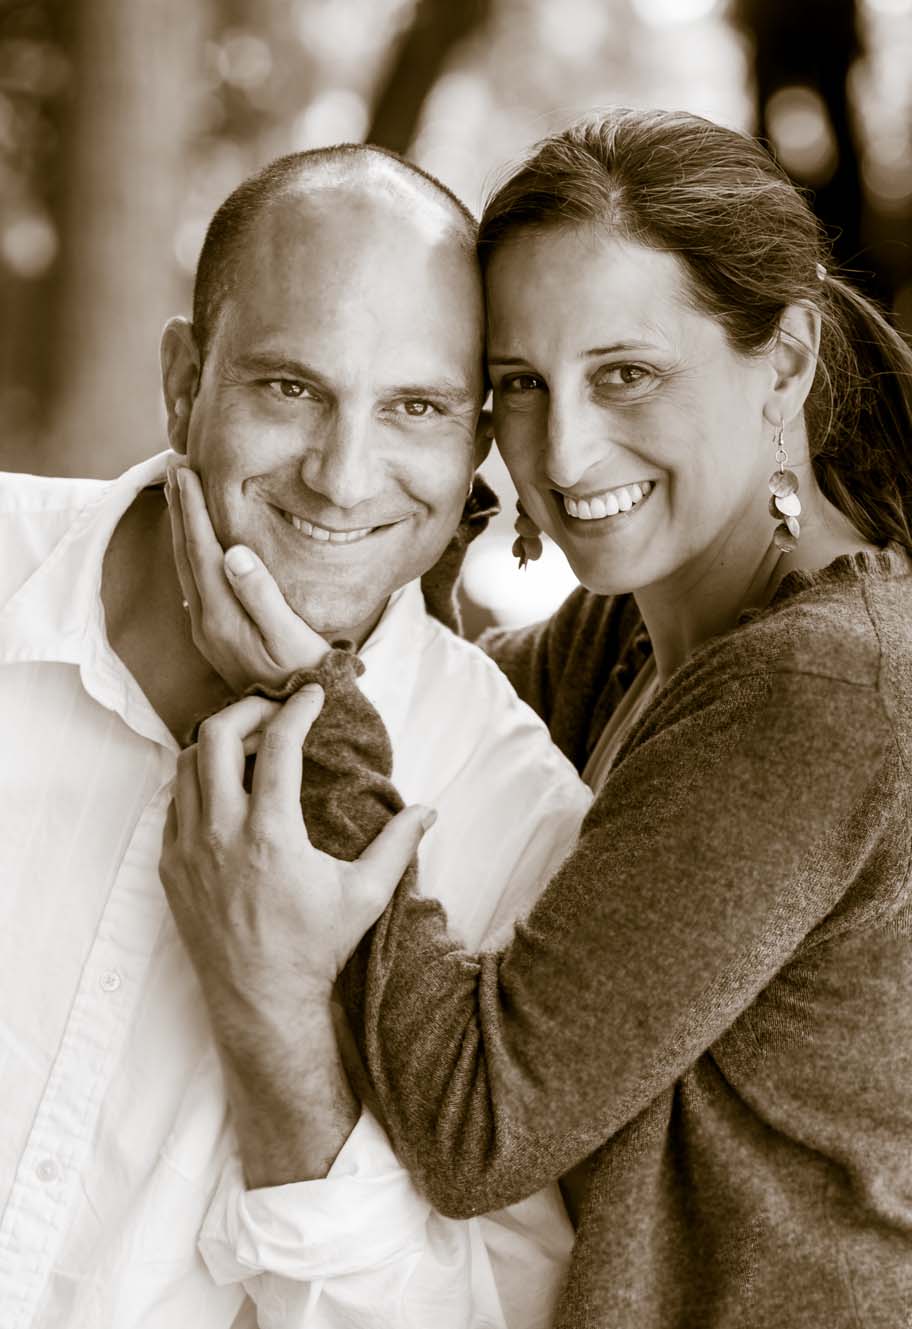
[269,502,412,550]
[278,507,374,545]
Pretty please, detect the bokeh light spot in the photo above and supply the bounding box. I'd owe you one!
[215,32,273,90]
[173,217,209,274]
[631,0,722,27]
[1,215,57,279]
[765,84,838,184]
[292,89,369,149]
[463,534,578,629]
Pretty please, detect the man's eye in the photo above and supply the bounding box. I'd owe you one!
[400,399,438,418]
[265,379,315,400]
[500,373,545,394]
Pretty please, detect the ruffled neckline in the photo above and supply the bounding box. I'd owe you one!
[735,541,911,628]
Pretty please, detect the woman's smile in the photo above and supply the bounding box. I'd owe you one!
[550,479,657,540]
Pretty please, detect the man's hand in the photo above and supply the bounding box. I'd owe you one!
[166,464,328,693]
[159,686,433,1185]
[160,686,432,999]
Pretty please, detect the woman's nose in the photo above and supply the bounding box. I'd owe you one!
[543,398,605,491]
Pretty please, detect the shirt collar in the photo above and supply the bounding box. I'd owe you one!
[0,450,173,670]
[356,579,431,758]
[0,450,178,749]
[0,448,433,756]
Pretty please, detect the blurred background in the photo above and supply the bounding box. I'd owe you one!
[1,0,911,627]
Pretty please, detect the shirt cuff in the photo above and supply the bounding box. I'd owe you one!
[199,1107,432,1285]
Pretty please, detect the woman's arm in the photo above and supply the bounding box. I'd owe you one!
[341,666,894,1218]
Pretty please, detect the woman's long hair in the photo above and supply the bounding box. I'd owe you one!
[478,108,912,551]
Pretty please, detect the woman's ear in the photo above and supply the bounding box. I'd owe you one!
[160,317,201,455]
[764,301,822,429]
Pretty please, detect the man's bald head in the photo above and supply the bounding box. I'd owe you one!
[192,144,478,359]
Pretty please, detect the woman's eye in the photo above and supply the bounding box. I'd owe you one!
[597,364,651,388]
[500,373,545,394]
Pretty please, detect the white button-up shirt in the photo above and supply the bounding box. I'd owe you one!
[0,454,591,1329]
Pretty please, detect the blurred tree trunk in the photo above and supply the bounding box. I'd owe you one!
[38,0,207,478]
[368,0,490,155]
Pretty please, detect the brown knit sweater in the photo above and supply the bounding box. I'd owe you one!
[310,546,911,1329]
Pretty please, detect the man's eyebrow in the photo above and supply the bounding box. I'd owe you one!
[227,355,475,406]
[229,352,328,383]
[387,380,477,406]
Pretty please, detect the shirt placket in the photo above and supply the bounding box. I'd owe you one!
[0,781,173,1329]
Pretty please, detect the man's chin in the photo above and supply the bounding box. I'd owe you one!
[282,591,390,650]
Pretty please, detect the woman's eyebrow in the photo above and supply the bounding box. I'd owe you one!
[488,340,664,366]
[579,340,660,357]
[487,354,530,367]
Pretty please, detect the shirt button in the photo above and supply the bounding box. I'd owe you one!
[36,1158,60,1183]
[99,970,122,993]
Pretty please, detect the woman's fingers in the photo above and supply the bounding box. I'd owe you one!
[175,468,235,615]
[195,695,281,824]
[166,468,203,622]
[249,685,325,824]
[223,544,329,670]
[354,805,438,918]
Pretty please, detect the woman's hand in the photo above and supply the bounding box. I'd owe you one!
[159,687,435,1001]
[165,464,329,693]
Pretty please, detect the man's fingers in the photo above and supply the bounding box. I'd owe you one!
[354,805,437,918]
[249,685,325,824]
[173,745,203,840]
[196,695,281,823]
[224,545,328,671]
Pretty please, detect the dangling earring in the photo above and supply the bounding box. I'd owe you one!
[768,423,801,552]
[512,500,543,570]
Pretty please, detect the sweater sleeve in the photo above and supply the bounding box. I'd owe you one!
[342,666,894,1218]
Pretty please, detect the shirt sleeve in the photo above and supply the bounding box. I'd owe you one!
[199,1105,568,1329]
[342,667,894,1219]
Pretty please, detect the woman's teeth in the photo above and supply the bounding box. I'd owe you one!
[563,480,653,521]
[282,510,372,544]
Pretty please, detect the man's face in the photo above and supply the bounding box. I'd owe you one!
[184,191,484,641]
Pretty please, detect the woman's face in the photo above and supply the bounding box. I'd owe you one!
[486,226,777,597]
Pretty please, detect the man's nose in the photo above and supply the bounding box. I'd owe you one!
[543,395,607,491]
[299,410,378,510]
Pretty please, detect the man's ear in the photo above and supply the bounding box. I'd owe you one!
[160,316,201,456]
[764,301,822,431]
[472,398,495,470]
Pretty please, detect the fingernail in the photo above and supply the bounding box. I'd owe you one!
[225,545,255,577]
[420,807,438,832]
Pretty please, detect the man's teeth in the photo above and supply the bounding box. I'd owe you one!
[282,511,372,544]
[563,480,653,521]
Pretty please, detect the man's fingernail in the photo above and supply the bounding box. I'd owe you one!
[420,808,438,832]
[225,545,256,577]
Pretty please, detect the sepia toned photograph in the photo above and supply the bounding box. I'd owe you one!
[1,2,910,1325]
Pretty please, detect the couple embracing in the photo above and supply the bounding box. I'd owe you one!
[1,107,910,1329]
